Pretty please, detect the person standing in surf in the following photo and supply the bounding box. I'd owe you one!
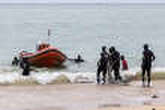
[141,44,155,87]
[96,46,108,84]
[20,58,31,76]
[97,53,108,84]
[101,46,109,59]
[121,55,128,71]
[109,46,122,82]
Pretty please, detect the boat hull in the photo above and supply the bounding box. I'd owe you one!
[20,48,67,68]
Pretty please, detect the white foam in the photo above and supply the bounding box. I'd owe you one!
[0,66,164,85]
[152,67,165,73]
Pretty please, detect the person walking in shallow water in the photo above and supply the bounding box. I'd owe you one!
[97,53,108,84]
[20,58,31,76]
[141,44,155,87]
[109,46,122,82]
[96,46,108,84]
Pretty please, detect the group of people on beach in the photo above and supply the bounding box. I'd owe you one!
[97,44,155,87]
[96,46,128,85]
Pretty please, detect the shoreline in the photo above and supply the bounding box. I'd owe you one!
[0,71,164,85]
[0,80,165,110]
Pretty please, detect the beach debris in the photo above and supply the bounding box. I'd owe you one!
[49,75,71,84]
[74,75,94,83]
[13,77,40,85]
[143,101,152,105]
[99,103,121,108]
[151,94,159,99]
[0,76,40,86]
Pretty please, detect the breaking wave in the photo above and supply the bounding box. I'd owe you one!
[0,65,164,85]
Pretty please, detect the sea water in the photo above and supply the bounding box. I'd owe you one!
[0,4,165,84]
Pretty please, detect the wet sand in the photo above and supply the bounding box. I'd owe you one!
[0,81,165,110]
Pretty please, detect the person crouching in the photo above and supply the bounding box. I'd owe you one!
[97,53,108,84]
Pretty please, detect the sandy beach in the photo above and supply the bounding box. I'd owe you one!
[0,80,164,110]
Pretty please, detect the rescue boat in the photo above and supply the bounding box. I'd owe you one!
[19,43,67,68]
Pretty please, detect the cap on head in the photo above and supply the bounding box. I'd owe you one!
[121,55,125,60]
[77,54,81,59]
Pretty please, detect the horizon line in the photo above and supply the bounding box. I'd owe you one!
[1,2,165,5]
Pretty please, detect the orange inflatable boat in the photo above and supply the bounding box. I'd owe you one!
[19,43,67,68]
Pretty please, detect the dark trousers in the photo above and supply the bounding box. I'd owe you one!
[22,69,30,76]
[97,67,107,84]
[142,67,151,85]
[112,68,121,81]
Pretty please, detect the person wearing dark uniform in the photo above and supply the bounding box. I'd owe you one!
[97,53,108,84]
[109,46,122,81]
[20,58,31,76]
[74,54,84,63]
[12,56,19,66]
[101,46,109,59]
[141,44,155,87]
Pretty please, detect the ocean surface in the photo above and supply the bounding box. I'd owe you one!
[0,4,165,84]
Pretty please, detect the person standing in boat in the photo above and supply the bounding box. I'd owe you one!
[36,40,42,51]
[141,44,155,87]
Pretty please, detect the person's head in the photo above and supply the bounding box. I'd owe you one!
[102,46,106,52]
[110,46,115,53]
[121,55,125,60]
[14,56,18,60]
[144,44,149,50]
[77,54,81,59]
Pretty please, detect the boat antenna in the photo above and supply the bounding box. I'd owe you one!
[48,29,51,44]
